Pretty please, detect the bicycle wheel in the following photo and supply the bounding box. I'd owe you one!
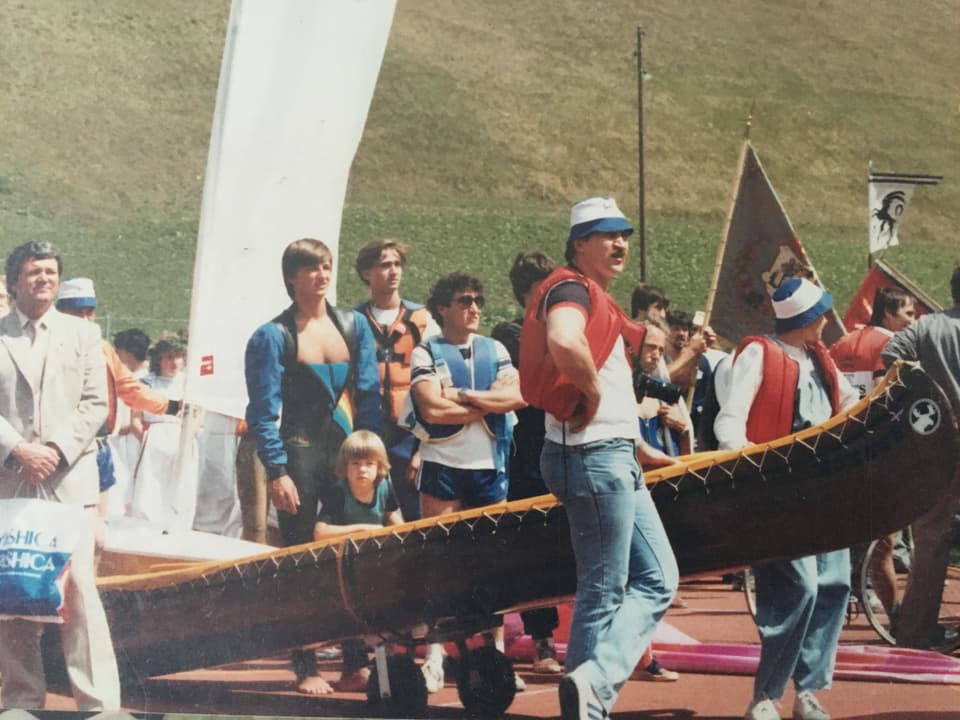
[862,529,960,647]
[860,537,900,645]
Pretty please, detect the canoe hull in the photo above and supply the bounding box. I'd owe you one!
[77,362,958,683]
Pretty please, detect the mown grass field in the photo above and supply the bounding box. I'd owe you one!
[2,0,958,338]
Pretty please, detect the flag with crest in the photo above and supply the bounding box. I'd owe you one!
[706,142,845,346]
[868,172,941,254]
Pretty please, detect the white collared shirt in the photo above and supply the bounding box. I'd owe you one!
[16,303,56,372]
[14,305,56,436]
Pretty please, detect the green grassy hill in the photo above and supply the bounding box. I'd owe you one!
[2,0,957,336]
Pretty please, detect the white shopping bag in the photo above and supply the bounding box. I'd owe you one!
[0,497,87,623]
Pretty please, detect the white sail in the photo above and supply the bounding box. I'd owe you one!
[184,0,397,419]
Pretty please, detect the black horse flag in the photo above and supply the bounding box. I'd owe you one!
[868,172,941,254]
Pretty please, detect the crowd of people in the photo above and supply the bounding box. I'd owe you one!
[1,196,957,720]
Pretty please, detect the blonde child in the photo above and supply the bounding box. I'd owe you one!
[312,430,404,692]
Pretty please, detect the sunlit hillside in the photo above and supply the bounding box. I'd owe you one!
[2,0,957,334]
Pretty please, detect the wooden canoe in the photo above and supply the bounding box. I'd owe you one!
[88,360,958,683]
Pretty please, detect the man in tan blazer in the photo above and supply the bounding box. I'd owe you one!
[0,241,120,710]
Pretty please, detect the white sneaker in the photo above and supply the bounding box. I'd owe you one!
[745,697,782,720]
[533,638,564,673]
[533,654,564,673]
[559,667,606,720]
[793,691,830,720]
[421,660,444,693]
[513,671,526,692]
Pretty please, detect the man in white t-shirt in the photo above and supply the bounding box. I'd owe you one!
[519,197,678,720]
[407,271,525,693]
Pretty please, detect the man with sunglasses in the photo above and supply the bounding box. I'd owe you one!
[406,271,526,692]
[519,197,678,720]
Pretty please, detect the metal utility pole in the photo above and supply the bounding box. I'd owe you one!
[636,26,646,282]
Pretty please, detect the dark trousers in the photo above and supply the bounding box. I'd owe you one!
[284,435,349,678]
[389,450,421,522]
[279,439,342,546]
[521,607,559,640]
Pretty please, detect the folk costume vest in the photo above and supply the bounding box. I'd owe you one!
[357,300,431,425]
[828,325,892,398]
[411,335,514,473]
[519,266,646,421]
[735,335,841,444]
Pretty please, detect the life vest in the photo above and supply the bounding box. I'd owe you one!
[356,300,431,424]
[735,335,841,444]
[519,266,646,421]
[638,412,683,456]
[828,325,892,399]
[411,335,514,473]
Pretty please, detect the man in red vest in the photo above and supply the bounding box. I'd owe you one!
[830,286,915,398]
[520,196,678,720]
[715,277,858,720]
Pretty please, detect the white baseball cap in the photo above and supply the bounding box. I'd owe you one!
[568,196,634,242]
[56,277,97,310]
[772,277,833,332]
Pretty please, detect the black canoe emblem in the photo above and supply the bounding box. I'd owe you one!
[908,399,941,436]
[872,190,906,239]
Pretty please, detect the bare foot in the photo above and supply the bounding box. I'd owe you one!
[297,674,334,695]
[334,667,371,692]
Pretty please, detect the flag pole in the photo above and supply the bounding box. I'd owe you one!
[636,26,647,282]
[867,160,873,271]
[700,104,753,338]
[685,104,753,410]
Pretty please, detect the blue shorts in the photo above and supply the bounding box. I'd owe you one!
[418,461,508,509]
[97,441,116,493]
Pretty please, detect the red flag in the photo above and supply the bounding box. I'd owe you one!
[706,143,846,345]
[842,259,941,331]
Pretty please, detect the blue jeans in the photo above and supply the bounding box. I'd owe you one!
[541,438,678,712]
[752,549,850,701]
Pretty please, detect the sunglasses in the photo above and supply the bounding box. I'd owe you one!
[452,294,485,309]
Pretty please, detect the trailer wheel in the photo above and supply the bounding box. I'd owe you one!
[366,652,428,718]
[456,645,517,718]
